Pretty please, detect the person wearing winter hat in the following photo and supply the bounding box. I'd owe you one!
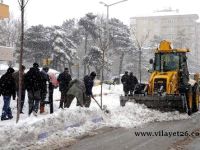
[33,62,39,68]
[0,67,16,120]
[121,71,129,96]
[57,68,72,109]
[40,66,50,114]
[24,63,42,116]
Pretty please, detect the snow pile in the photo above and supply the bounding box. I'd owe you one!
[104,102,188,128]
[0,84,189,149]
[0,108,104,149]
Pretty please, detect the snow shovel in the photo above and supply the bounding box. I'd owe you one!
[92,97,110,114]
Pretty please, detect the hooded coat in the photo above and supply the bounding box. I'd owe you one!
[0,68,16,99]
[67,79,86,106]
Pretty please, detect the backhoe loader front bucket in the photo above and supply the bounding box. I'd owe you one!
[120,95,186,112]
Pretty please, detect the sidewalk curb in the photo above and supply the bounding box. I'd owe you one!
[38,116,104,141]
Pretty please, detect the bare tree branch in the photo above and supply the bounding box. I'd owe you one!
[24,0,30,8]
[18,0,22,7]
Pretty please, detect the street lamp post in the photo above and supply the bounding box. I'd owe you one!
[99,0,128,22]
[99,0,128,108]
[99,0,128,42]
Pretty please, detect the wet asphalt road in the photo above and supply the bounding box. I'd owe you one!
[63,113,200,150]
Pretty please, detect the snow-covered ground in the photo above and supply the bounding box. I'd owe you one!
[0,84,189,149]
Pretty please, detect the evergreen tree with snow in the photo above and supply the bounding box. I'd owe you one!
[109,18,134,76]
[78,13,98,76]
[22,25,51,65]
[52,26,78,74]
[83,46,110,79]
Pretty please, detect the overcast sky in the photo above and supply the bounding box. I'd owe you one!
[4,0,200,27]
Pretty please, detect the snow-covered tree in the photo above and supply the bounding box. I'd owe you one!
[0,16,21,47]
[109,18,134,76]
[62,19,82,46]
[92,15,113,79]
[22,25,51,65]
[83,46,110,79]
[78,13,98,76]
[131,26,150,83]
[52,26,78,74]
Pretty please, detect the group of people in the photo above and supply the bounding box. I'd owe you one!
[121,71,138,96]
[0,62,138,121]
[0,62,97,121]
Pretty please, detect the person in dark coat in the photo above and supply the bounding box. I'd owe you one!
[24,63,42,116]
[0,67,16,120]
[129,72,138,96]
[121,71,129,96]
[13,65,26,113]
[82,71,96,107]
[40,66,50,113]
[57,68,72,108]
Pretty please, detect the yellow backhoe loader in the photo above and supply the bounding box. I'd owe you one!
[120,40,199,115]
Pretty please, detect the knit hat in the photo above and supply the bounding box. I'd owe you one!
[90,72,96,77]
[33,62,39,68]
[7,67,15,74]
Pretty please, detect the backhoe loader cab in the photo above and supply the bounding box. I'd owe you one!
[154,52,186,72]
[120,40,199,115]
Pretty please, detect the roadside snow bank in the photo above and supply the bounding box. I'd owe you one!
[0,108,104,149]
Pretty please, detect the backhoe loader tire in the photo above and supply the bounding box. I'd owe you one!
[192,84,199,112]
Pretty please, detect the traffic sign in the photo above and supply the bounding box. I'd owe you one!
[0,3,9,19]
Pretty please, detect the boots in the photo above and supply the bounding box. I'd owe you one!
[40,104,45,114]
[1,116,9,121]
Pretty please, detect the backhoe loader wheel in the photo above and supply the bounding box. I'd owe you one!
[186,87,193,115]
[192,84,199,112]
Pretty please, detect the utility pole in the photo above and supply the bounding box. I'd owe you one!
[99,0,128,108]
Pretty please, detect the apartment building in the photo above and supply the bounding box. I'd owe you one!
[130,10,200,69]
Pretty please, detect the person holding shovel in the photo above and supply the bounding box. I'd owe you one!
[66,72,110,113]
[67,71,96,108]
[82,71,96,107]
[82,72,110,113]
[65,72,96,108]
